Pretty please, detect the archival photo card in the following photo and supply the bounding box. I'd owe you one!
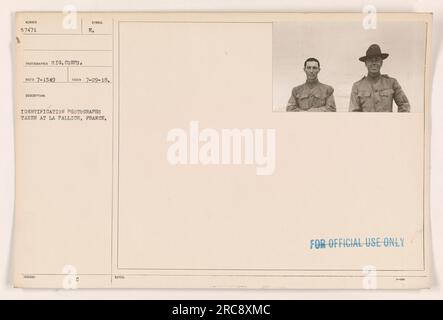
[13,12,432,289]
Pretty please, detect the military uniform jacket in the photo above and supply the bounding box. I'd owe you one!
[349,74,410,112]
[286,80,336,112]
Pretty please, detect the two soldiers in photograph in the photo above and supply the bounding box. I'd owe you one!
[286,44,411,112]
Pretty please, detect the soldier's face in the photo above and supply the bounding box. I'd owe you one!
[365,57,383,74]
[304,61,320,81]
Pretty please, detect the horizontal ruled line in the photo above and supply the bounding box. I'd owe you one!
[21,273,428,278]
[23,81,112,84]
[24,65,112,67]
[24,49,112,52]
[22,33,112,36]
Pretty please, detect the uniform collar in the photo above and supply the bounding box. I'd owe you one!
[365,73,382,82]
[305,79,319,88]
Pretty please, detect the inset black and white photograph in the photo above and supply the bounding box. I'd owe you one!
[273,20,428,112]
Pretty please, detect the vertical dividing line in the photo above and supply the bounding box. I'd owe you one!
[271,22,273,113]
[422,21,428,272]
[117,20,120,271]
[111,18,115,285]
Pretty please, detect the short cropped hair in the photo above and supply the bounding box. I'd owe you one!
[304,57,320,68]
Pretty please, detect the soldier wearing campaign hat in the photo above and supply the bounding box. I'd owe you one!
[349,44,410,112]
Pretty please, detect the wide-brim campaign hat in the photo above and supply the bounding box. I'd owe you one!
[359,44,389,62]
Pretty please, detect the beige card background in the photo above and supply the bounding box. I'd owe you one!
[12,12,431,289]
